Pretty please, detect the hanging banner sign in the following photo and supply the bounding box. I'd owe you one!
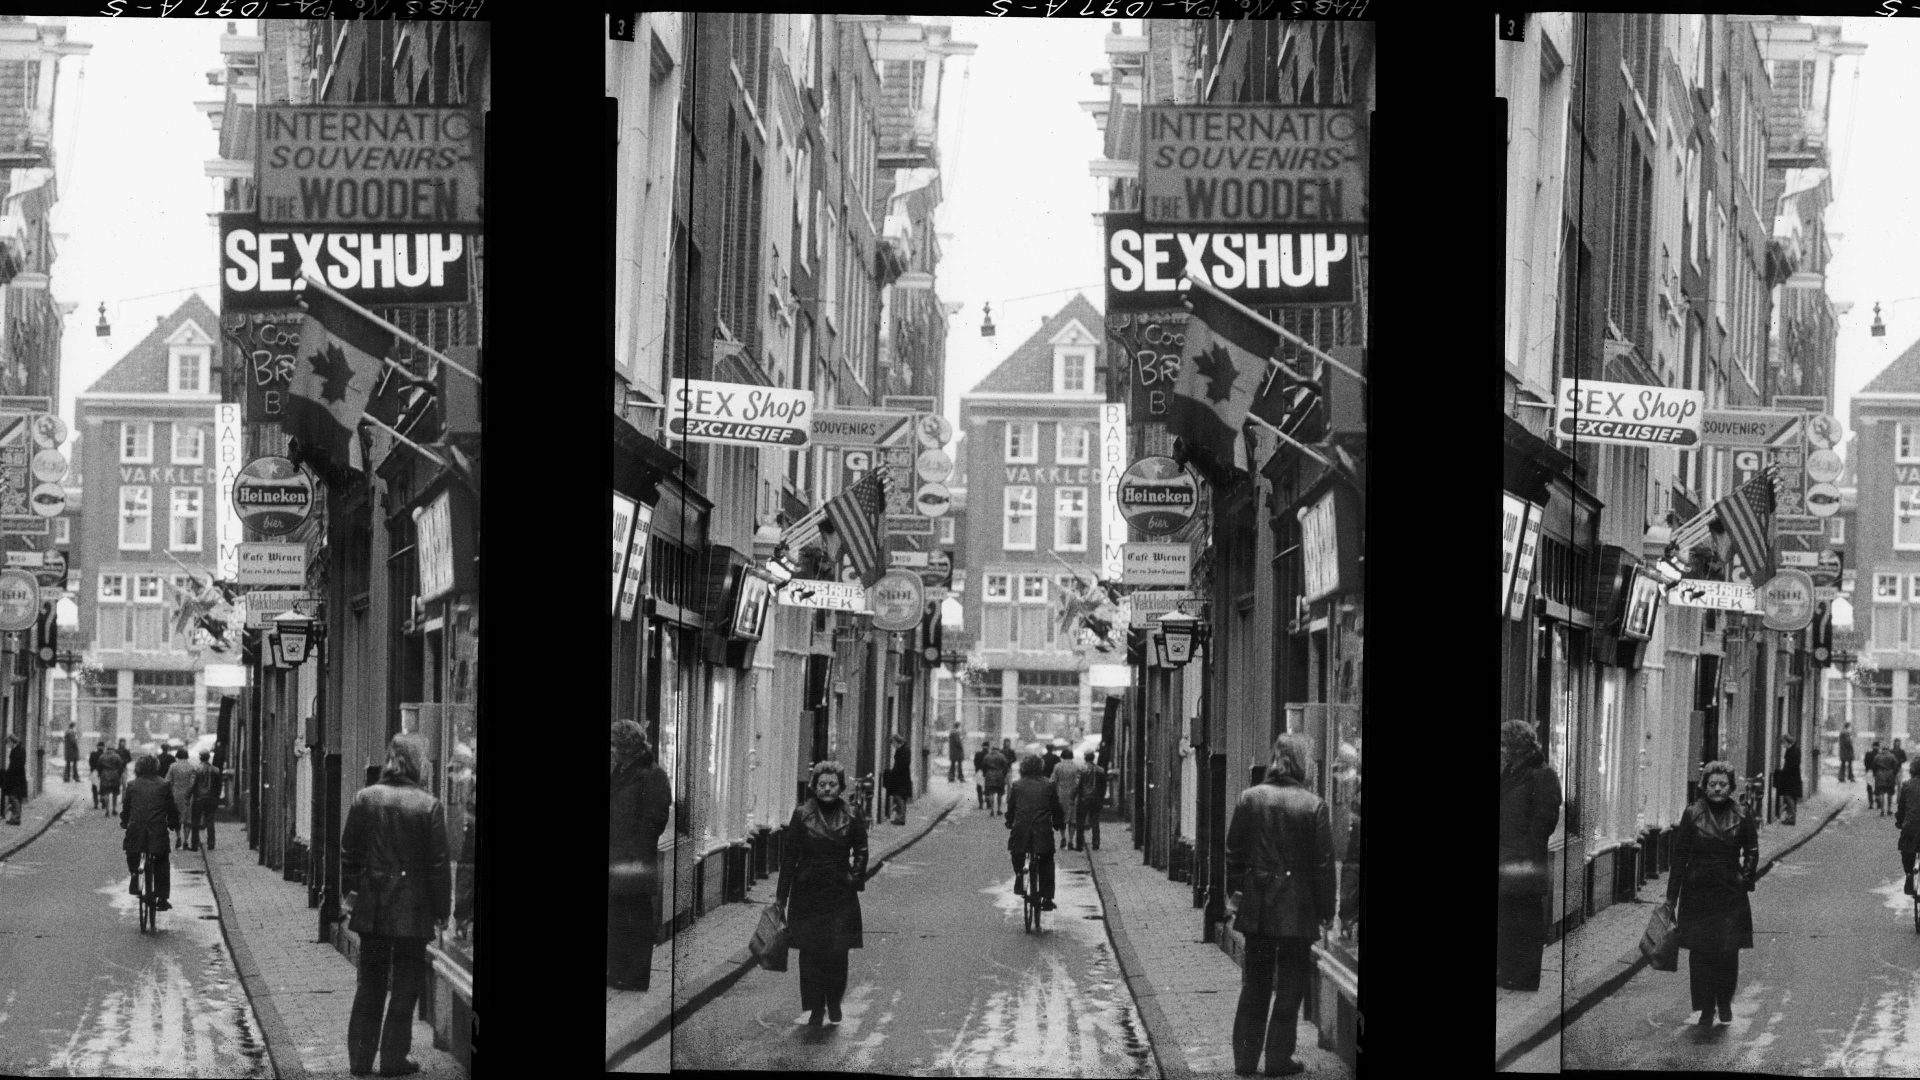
[1123,543,1193,586]
[667,378,814,448]
[1104,211,1355,312]
[258,105,483,229]
[218,212,470,310]
[1554,378,1703,448]
[613,492,638,615]
[238,542,307,586]
[775,579,874,614]
[1101,402,1129,581]
[1129,589,1194,627]
[1507,496,1544,621]
[809,410,912,448]
[1700,409,1801,448]
[1665,578,1757,613]
[1141,105,1366,227]
[617,502,653,623]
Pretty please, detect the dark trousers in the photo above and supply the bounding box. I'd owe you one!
[1497,893,1547,989]
[1687,948,1739,1013]
[1074,799,1101,850]
[1233,933,1314,1073]
[63,757,77,782]
[1012,850,1055,901]
[797,948,850,1011]
[190,799,214,850]
[607,887,659,990]
[349,935,429,1073]
[125,849,171,900]
[949,756,964,782]
[1841,757,1855,781]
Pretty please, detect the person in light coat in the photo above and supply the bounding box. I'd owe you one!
[167,748,203,850]
[1051,749,1085,851]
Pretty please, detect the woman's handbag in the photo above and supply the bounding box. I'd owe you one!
[1640,902,1680,971]
[750,903,790,972]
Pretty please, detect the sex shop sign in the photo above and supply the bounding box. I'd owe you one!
[1554,378,1703,449]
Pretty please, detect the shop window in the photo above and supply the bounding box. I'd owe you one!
[1004,486,1036,550]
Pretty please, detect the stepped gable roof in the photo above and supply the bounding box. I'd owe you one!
[967,293,1103,395]
[82,293,219,396]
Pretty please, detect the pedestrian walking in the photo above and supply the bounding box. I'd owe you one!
[1073,749,1105,851]
[1774,733,1802,827]
[1051,748,1084,850]
[884,733,913,826]
[1875,742,1901,817]
[167,748,202,850]
[608,720,671,993]
[341,732,452,1078]
[1898,759,1920,898]
[776,760,869,1027]
[1498,719,1562,992]
[98,741,127,815]
[62,724,79,783]
[1006,755,1058,911]
[1840,723,1856,782]
[2,732,26,825]
[1896,739,1909,772]
[974,740,989,808]
[1042,742,1061,778]
[120,755,177,909]
[1665,759,1759,1027]
[191,750,219,851]
[1226,733,1336,1078]
[157,747,174,780]
[981,745,1010,817]
[1867,741,1887,810]
[88,740,104,808]
[948,725,966,783]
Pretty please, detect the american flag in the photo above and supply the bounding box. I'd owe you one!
[1670,467,1777,579]
[779,470,890,586]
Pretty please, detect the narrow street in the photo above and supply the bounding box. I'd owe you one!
[1565,793,1920,1074]
[671,798,1157,1076]
[0,796,270,1077]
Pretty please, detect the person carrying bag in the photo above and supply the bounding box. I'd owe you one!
[750,902,790,972]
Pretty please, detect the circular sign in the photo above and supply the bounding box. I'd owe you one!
[922,645,941,664]
[1760,569,1816,632]
[918,550,952,588]
[0,568,39,630]
[30,413,65,449]
[34,548,65,588]
[915,482,952,518]
[1811,549,1843,587]
[870,569,925,631]
[30,449,66,483]
[915,448,954,483]
[1806,448,1844,484]
[29,482,63,517]
[232,456,315,537]
[1117,456,1199,536]
[1805,414,1842,450]
[1806,482,1841,518]
[916,414,952,449]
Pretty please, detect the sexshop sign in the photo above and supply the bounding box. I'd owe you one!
[218,212,470,310]
[1104,211,1355,312]
[1554,378,1704,449]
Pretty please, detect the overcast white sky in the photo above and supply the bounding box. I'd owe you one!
[47,17,227,432]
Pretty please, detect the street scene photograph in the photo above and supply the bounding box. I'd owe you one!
[1498,13,1920,1075]
[0,17,484,1079]
[610,14,1367,1078]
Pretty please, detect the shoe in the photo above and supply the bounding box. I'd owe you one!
[1698,1009,1715,1027]
[1040,899,1057,911]
[827,1001,842,1024]
[1718,1003,1732,1022]
[807,1008,825,1027]
[378,1062,421,1077]
[1265,1060,1306,1077]
[349,1067,374,1078]
[155,899,171,911]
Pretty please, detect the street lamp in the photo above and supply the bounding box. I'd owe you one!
[1869,296,1920,338]
[1159,610,1202,666]
[274,611,315,665]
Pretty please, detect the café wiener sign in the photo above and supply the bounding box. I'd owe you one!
[667,379,814,449]
[1554,378,1703,449]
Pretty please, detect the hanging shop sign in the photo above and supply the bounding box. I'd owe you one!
[666,378,814,449]
[1806,482,1841,518]
[883,395,938,414]
[413,488,475,603]
[1129,589,1194,627]
[238,542,307,586]
[231,456,314,537]
[1621,567,1663,641]
[1122,543,1193,587]
[257,105,483,229]
[1104,211,1355,312]
[1505,495,1544,621]
[809,410,912,448]
[1300,487,1360,602]
[1803,413,1843,450]
[914,482,952,518]
[1759,569,1816,631]
[730,569,775,642]
[0,567,39,631]
[1554,378,1703,449]
[32,548,64,589]
[775,579,873,614]
[1107,310,1187,420]
[1141,105,1366,227]
[0,410,48,535]
[613,492,638,615]
[920,550,953,589]
[1118,455,1198,536]
[244,591,321,629]
[1699,409,1800,448]
[871,569,926,631]
[1806,448,1844,484]
[617,502,653,623]
[1665,578,1757,613]
[218,212,470,310]
[915,448,954,484]
[29,449,65,483]
[915,414,953,449]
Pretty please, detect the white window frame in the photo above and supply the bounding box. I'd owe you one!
[1055,487,1088,551]
[1019,574,1048,604]
[1056,423,1091,465]
[984,573,1012,602]
[1877,573,1903,603]
[172,424,205,465]
[170,345,211,395]
[99,573,126,601]
[1005,422,1039,464]
[170,488,203,551]
[1003,485,1037,550]
[134,574,163,603]
[1900,422,1920,464]
[121,421,153,464]
[1055,346,1095,394]
[1898,487,1920,551]
[119,485,152,550]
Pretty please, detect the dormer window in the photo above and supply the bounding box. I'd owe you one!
[165,319,215,396]
[1048,317,1099,395]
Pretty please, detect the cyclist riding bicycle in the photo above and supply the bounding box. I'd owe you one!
[121,754,178,911]
[1006,754,1058,912]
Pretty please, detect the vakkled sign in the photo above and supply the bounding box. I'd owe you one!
[1554,378,1703,449]
[667,379,814,449]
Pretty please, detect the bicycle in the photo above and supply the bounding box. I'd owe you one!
[1015,854,1047,934]
[1739,773,1766,823]
[846,774,876,824]
[136,852,160,933]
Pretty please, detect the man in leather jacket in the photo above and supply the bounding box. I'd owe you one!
[341,733,451,1078]
[1225,733,1336,1078]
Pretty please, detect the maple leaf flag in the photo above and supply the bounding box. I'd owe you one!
[287,285,423,474]
[1171,312,1277,474]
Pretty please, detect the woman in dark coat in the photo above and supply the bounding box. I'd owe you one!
[1498,719,1562,991]
[2,732,26,825]
[1774,733,1803,826]
[1875,743,1902,817]
[1665,759,1758,1026]
[121,755,178,908]
[777,760,869,1026]
[884,733,913,825]
[1006,754,1058,910]
[609,720,672,992]
[1898,758,1920,897]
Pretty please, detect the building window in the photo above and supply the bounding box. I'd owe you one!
[122,422,153,464]
[171,346,210,395]
[170,488,203,551]
[1057,423,1090,465]
[1799,58,1816,111]
[984,574,1011,602]
[1899,487,1920,550]
[1055,487,1088,551]
[1005,422,1038,464]
[1878,573,1903,603]
[1020,574,1048,603]
[1004,485,1036,549]
[1056,347,1094,394]
[99,573,126,601]
[135,574,163,602]
[119,486,152,550]
[172,425,205,465]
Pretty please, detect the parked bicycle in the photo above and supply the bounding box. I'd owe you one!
[1740,773,1766,823]
[846,773,877,824]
